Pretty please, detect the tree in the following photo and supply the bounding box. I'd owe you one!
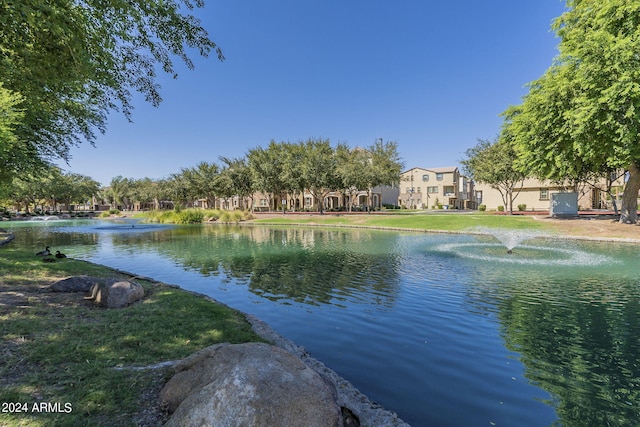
[335,144,372,212]
[219,156,254,211]
[181,162,220,208]
[105,176,131,210]
[299,138,340,214]
[0,164,98,213]
[247,142,289,211]
[506,0,640,223]
[68,173,101,210]
[0,83,44,184]
[363,139,403,211]
[3,176,42,213]
[461,137,526,215]
[128,178,159,210]
[41,169,100,212]
[280,143,307,212]
[336,144,374,212]
[166,173,193,209]
[0,0,222,168]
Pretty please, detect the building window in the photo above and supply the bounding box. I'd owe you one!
[540,189,549,200]
[427,186,439,194]
[259,199,267,207]
[443,186,455,196]
[436,173,443,181]
[476,191,483,204]
[406,187,411,193]
[304,197,313,207]
[422,174,429,181]
[417,187,421,193]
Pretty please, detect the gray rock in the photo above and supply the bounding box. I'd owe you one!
[0,230,14,247]
[50,276,105,293]
[161,342,342,427]
[85,279,144,308]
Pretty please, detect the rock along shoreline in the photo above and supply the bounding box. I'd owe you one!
[110,268,411,427]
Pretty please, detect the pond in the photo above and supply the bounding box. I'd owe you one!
[5,219,640,426]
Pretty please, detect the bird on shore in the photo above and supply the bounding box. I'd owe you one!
[35,246,51,256]
[42,257,55,263]
[55,251,66,259]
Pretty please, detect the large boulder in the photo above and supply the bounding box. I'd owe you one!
[85,279,144,308]
[50,276,105,293]
[161,342,343,427]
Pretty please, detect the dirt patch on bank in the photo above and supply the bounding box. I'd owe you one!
[534,216,640,240]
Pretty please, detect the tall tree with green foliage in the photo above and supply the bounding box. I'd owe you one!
[506,0,640,223]
[0,0,222,169]
[105,176,132,210]
[280,143,307,212]
[3,176,42,213]
[0,83,43,184]
[247,142,289,211]
[128,178,159,210]
[299,138,340,214]
[219,156,254,211]
[335,144,370,212]
[40,168,100,212]
[461,137,527,215]
[181,162,220,208]
[363,139,403,211]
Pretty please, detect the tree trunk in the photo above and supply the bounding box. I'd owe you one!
[508,189,514,215]
[497,187,509,214]
[620,162,640,224]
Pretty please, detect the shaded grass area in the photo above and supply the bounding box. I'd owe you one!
[0,247,263,426]
[254,213,548,232]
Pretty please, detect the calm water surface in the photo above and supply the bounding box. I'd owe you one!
[6,219,640,426]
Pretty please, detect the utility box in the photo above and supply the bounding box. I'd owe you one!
[550,192,579,217]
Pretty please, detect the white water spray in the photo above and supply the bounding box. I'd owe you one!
[472,227,546,252]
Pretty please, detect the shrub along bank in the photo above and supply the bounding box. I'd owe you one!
[142,208,252,224]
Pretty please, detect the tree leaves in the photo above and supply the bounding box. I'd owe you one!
[505,0,640,222]
[0,0,221,169]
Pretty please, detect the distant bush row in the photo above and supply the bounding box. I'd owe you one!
[143,209,253,224]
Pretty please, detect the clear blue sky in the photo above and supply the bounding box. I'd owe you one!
[57,0,568,186]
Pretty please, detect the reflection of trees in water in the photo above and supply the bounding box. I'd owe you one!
[496,277,640,426]
[247,249,400,307]
[11,225,100,254]
[14,223,402,307]
[138,226,403,307]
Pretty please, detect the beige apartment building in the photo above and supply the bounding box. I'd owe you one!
[399,167,628,212]
[398,167,475,209]
[474,178,624,211]
[252,186,400,212]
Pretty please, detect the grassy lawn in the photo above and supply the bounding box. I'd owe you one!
[0,246,263,426]
[254,212,548,232]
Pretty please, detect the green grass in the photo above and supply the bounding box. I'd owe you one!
[254,212,548,232]
[0,247,263,426]
[362,213,546,231]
